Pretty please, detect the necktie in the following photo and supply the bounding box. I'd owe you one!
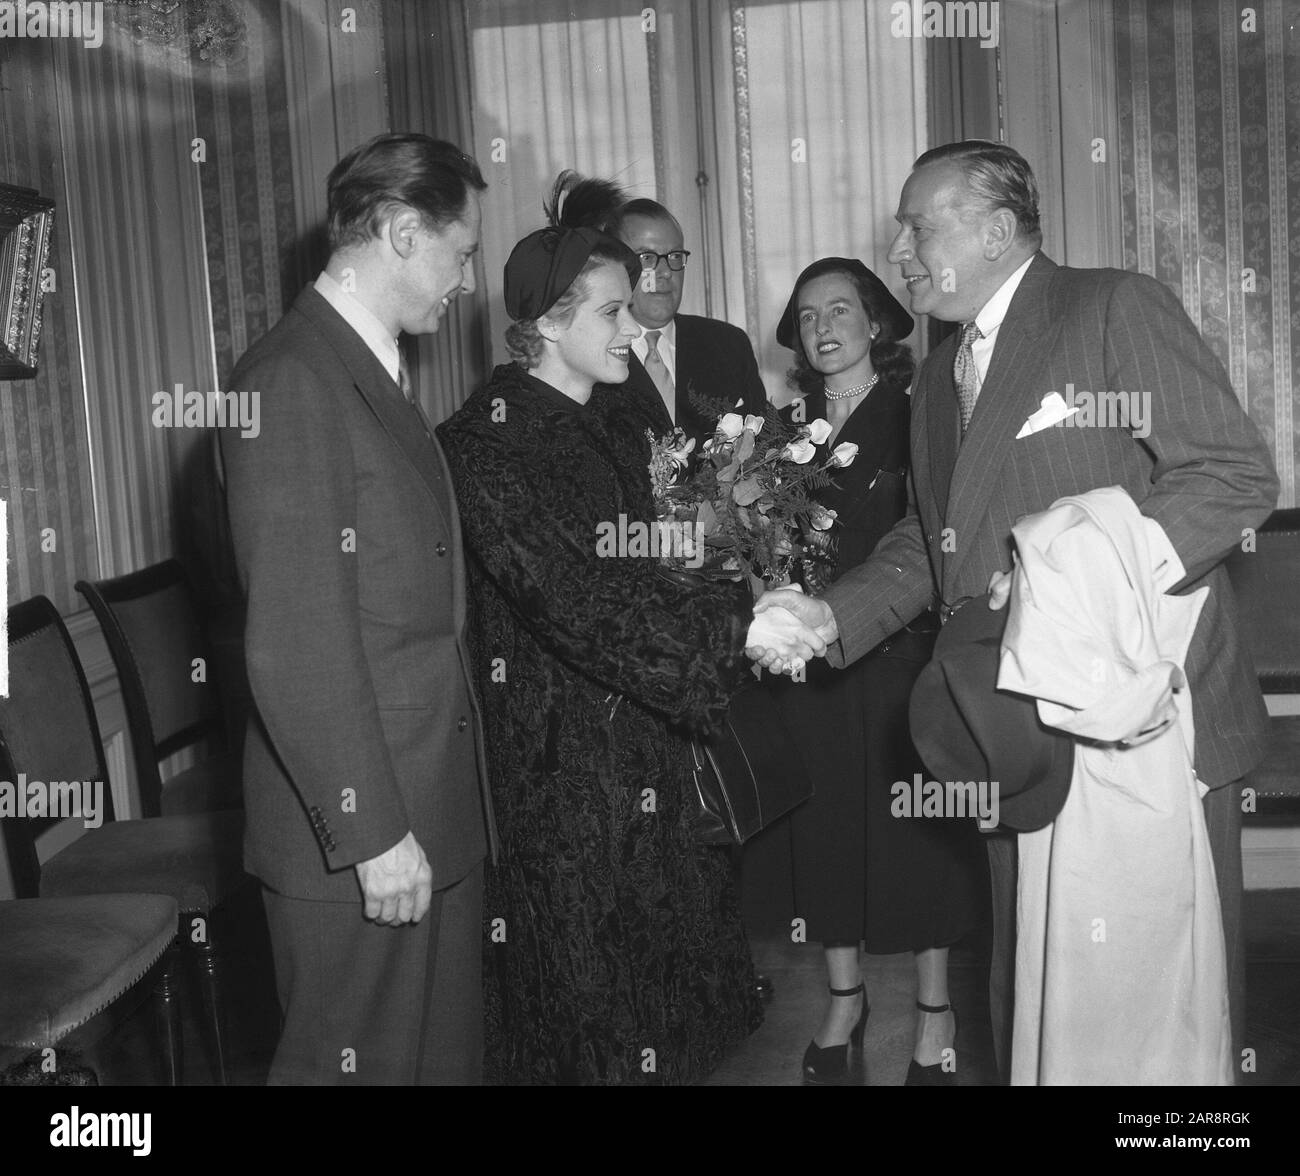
[644,330,676,421]
[397,351,414,402]
[397,350,438,444]
[954,321,983,433]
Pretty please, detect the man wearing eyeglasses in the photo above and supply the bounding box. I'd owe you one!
[612,199,767,451]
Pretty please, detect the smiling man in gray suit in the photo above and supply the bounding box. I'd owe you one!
[756,140,1277,1083]
[221,133,495,1084]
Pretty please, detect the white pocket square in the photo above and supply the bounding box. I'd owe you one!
[1016,391,1078,438]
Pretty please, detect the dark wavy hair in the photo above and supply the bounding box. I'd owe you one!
[326,133,486,252]
[786,265,915,398]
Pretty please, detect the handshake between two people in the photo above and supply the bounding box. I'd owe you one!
[743,569,1017,677]
[744,586,839,676]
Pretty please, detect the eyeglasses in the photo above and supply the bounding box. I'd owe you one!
[636,249,691,272]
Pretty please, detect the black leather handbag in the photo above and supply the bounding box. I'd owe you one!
[690,681,815,845]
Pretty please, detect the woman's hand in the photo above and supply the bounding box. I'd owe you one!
[747,587,839,674]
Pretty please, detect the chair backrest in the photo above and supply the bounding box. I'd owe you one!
[76,560,225,819]
[1226,508,1300,694]
[0,595,116,898]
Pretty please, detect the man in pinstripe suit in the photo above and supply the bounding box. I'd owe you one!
[753,140,1278,1082]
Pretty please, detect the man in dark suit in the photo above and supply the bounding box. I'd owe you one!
[610,199,767,449]
[752,140,1277,1082]
[220,133,495,1084]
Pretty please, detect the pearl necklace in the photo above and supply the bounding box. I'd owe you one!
[823,372,879,401]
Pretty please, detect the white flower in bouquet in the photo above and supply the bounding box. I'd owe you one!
[830,441,859,467]
[806,418,833,445]
[809,505,839,531]
[666,434,696,466]
[716,412,745,441]
[743,413,765,436]
[782,437,816,464]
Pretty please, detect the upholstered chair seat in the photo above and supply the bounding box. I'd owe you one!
[39,810,245,913]
[0,894,178,1052]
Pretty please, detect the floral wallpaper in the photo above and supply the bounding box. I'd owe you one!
[1116,0,1299,508]
[191,0,300,386]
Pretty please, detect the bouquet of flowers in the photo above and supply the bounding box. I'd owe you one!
[647,395,857,592]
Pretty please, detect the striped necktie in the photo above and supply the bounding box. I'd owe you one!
[644,329,676,420]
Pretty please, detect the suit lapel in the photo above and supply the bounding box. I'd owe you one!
[924,334,961,522]
[295,288,455,538]
[673,316,729,447]
[942,254,1061,594]
[627,351,673,434]
[673,315,697,403]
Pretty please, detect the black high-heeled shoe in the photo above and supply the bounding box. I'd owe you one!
[904,1000,958,1086]
[801,984,869,1085]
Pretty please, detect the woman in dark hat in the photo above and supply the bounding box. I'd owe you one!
[437,207,762,1085]
[760,258,985,1085]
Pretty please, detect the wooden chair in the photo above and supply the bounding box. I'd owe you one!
[0,595,248,1084]
[0,893,178,1084]
[1226,507,1300,819]
[76,560,242,818]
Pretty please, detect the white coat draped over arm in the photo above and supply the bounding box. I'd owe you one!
[999,485,1232,1086]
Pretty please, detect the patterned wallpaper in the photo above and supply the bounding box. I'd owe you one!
[1115,0,1299,508]
[191,0,301,386]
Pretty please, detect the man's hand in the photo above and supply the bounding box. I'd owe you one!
[747,588,839,674]
[355,831,433,926]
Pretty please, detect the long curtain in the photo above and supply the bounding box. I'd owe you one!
[466,0,659,374]
[0,40,99,614]
[385,0,493,423]
[461,0,926,404]
[712,1,927,394]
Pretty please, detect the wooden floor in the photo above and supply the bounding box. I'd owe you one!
[87,886,1300,1087]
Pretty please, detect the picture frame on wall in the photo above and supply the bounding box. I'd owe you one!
[0,183,56,381]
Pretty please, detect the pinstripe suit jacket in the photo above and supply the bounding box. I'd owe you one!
[821,253,1278,788]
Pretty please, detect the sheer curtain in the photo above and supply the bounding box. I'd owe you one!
[461,0,926,403]
[467,0,659,367]
[385,0,493,422]
[712,2,927,395]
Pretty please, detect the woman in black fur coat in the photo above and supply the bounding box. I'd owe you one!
[437,222,762,1085]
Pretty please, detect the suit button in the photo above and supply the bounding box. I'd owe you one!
[436,542,447,556]
[457,716,468,732]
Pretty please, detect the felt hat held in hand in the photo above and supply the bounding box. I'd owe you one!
[909,596,1073,833]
